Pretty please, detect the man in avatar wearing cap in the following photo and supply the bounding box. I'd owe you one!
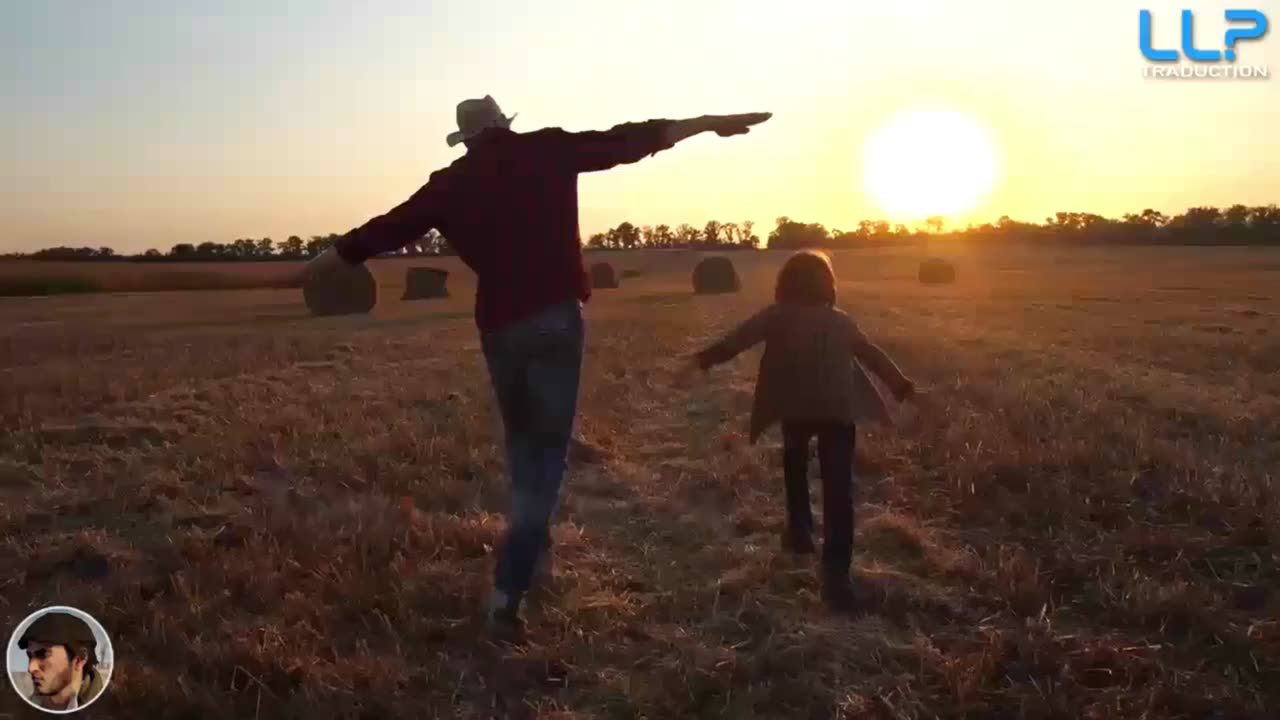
[18,611,106,711]
[301,96,771,640]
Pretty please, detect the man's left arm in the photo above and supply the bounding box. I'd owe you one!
[539,121,674,174]
[551,112,770,174]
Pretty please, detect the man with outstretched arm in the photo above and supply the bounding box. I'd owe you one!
[301,96,770,640]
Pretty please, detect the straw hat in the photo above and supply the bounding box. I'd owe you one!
[446,95,517,147]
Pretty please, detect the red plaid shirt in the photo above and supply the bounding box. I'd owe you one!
[334,120,676,332]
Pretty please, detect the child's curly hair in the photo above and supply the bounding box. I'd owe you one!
[775,250,836,306]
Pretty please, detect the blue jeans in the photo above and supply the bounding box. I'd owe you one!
[481,299,584,604]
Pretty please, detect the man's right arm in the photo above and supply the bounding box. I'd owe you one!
[548,113,770,174]
[296,171,450,283]
[332,170,450,264]
[694,305,776,370]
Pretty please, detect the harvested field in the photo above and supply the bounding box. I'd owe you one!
[1,246,1278,718]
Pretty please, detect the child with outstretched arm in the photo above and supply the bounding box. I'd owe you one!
[682,250,916,612]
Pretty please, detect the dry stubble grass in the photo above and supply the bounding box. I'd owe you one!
[1,247,1278,719]
[0,260,303,297]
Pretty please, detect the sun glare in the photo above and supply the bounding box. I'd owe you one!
[862,109,1000,222]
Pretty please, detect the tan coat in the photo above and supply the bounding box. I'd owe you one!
[29,668,104,711]
[695,303,911,443]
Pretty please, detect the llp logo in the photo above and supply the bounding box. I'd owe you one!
[1140,9,1270,79]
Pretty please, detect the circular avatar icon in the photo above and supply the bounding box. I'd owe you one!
[7,606,113,713]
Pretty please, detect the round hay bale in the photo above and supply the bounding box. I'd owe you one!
[402,267,450,300]
[918,257,957,285]
[590,262,619,289]
[692,256,740,295]
[304,261,377,316]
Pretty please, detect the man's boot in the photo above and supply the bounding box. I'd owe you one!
[486,590,525,645]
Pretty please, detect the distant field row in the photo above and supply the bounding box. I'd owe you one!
[0,260,307,296]
[3,245,1279,297]
[0,252,729,296]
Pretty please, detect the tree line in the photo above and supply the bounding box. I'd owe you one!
[763,204,1280,250]
[9,204,1280,261]
[19,230,454,263]
[585,220,761,250]
[574,205,1280,250]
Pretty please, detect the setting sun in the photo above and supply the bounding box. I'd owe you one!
[862,109,1000,222]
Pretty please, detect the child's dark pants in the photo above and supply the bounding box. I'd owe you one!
[781,421,856,577]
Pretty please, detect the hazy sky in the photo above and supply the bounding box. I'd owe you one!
[2,1,1276,253]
